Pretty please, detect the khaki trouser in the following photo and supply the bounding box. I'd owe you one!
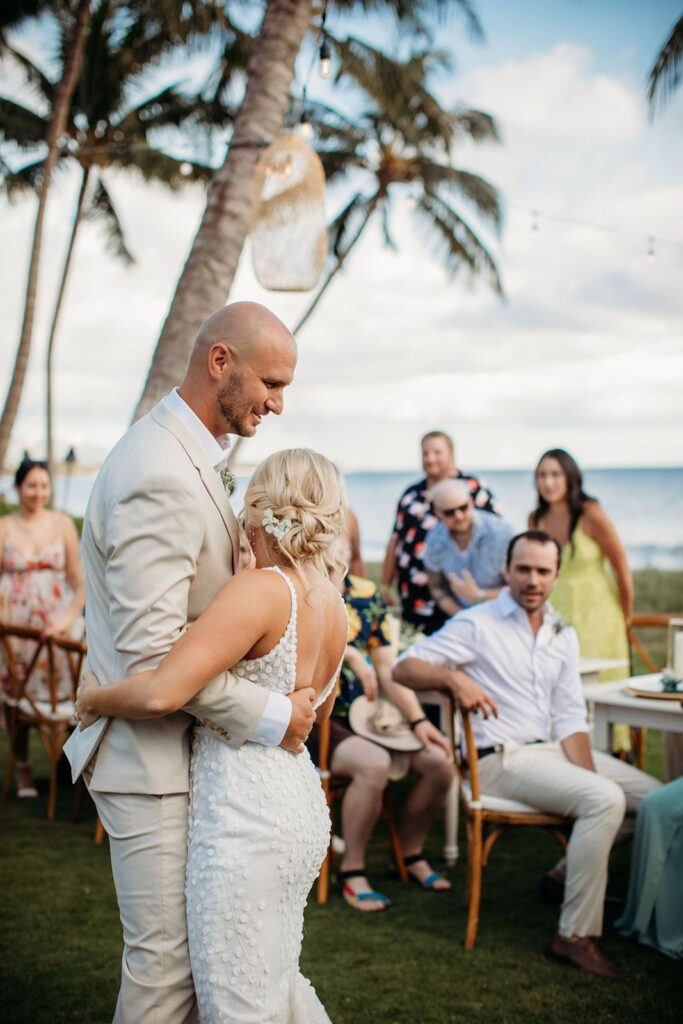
[86,770,197,1024]
[477,742,659,938]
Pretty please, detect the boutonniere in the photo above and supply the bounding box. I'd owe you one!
[220,466,235,496]
[550,615,570,644]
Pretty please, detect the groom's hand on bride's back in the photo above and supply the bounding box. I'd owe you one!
[281,687,316,754]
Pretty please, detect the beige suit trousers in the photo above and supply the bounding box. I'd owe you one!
[87,775,196,1024]
[477,742,659,938]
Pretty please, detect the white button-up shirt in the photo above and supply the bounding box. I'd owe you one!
[162,389,291,747]
[397,588,588,750]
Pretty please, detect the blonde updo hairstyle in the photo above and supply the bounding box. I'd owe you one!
[244,449,348,582]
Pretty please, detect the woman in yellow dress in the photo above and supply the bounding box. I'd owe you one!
[529,448,633,753]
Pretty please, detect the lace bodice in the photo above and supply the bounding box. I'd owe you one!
[233,565,341,711]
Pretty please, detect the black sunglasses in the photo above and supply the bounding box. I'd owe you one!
[438,502,470,517]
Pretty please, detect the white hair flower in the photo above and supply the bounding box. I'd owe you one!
[262,508,292,541]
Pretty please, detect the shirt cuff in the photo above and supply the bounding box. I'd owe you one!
[247,690,292,747]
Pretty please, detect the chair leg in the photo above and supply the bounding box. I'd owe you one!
[317,848,331,904]
[464,810,483,950]
[94,817,106,845]
[70,776,84,824]
[1,705,17,801]
[482,826,505,867]
[383,789,408,883]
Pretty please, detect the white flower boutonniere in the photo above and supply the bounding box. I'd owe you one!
[220,467,235,496]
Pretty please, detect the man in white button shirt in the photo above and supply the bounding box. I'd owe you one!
[68,302,316,1022]
[394,529,659,980]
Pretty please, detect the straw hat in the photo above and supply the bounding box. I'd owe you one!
[348,697,423,753]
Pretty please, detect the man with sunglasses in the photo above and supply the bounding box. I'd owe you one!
[424,478,513,617]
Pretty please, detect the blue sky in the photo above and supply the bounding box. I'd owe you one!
[1,1,682,472]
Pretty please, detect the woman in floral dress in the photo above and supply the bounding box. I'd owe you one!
[0,459,85,795]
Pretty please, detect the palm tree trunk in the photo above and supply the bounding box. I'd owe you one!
[132,0,314,422]
[293,196,379,336]
[46,165,90,479]
[0,0,90,471]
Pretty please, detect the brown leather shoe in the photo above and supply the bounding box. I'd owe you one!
[547,933,630,981]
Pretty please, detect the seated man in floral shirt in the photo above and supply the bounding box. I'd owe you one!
[306,569,453,912]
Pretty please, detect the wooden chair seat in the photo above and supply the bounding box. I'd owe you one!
[460,779,568,818]
[10,696,76,722]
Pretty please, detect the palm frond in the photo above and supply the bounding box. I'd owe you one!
[415,189,503,295]
[6,44,55,102]
[330,0,484,43]
[380,196,397,250]
[450,106,501,143]
[327,191,374,260]
[0,155,44,198]
[83,176,135,264]
[0,96,49,146]
[413,160,502,232]
[108,145,214,188]
[647,14,683,111]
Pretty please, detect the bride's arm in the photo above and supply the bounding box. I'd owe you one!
[77,570,277,723]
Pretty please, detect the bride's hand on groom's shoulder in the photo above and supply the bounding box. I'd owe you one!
[280,687,316,755]
[75,671,102,731]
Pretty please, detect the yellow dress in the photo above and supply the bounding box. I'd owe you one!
[549,523,631,752]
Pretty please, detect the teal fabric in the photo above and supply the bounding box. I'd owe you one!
[616,778,683,960]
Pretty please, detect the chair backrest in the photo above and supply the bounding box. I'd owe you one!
[628,612,679,673]
[457,708,482,804]
[0,622,86,721]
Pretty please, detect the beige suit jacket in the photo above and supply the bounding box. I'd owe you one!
[68,400,268,794]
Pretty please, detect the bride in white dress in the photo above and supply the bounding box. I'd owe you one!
[76,449,348,1023]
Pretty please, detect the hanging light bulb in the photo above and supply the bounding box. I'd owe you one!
[299,110,313,140]
[646,236,656,264]
[179,161,193,177]
[406,193,417,209]
[319,38,332,79]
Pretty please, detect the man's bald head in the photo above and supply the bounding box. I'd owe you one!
[179,302,297,440]
[431,479,471,509]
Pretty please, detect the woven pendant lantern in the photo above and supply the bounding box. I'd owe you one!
[251,132,327,292]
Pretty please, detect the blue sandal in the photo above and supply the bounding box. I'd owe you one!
[403,854,450,891]
[338,870,390,911]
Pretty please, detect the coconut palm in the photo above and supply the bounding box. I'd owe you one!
[647,13,683,113]
[131,0,485,420]
[0,0,231,471]
[0,0,91,473]
[1,0,241,472]
[293,36,502,335]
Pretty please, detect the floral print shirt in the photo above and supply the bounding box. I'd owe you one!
[336,574,393,717]
[392,472,498,634]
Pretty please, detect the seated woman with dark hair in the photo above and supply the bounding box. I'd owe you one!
[0,458,85,796]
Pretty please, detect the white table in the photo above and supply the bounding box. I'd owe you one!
[591,674,683,752]
[579,657,628,687]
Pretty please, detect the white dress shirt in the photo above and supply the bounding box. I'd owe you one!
[162,389,291,746]
[397,588,588,750]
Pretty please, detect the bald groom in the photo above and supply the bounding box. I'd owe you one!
[67,303,314,1023]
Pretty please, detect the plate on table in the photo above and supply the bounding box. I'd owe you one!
[625,675,683,702]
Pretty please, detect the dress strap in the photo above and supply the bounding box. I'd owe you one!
[264,565,298,637]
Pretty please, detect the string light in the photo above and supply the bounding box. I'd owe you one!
[319,38,332,79]
[299,109,313,140]
[179,161,193,176]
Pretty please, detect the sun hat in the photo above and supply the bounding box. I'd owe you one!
[347,696,423,753]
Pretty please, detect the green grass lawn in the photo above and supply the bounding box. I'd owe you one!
[1,571,681,1023]
[1,731,680,1024]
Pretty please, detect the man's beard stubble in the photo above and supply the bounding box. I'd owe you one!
[217,371,252,436]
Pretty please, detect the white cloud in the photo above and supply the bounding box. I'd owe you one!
[0,37,682,474]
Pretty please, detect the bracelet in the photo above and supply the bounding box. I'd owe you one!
[409,716,427,731]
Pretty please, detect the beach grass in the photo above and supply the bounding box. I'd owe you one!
[1,570,681,1022]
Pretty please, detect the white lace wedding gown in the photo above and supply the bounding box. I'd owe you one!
[186,566,338,1024]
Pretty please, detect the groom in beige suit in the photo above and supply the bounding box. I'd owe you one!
[66,303,316,1023]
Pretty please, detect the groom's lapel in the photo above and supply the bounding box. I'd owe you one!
[150,402,240,558]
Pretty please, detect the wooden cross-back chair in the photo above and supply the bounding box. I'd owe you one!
[0,622,86,820]
[315,713,409,904]
[454,701,572,949]
[627,612,681,768]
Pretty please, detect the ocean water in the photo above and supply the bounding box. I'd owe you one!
[4,465,681,571]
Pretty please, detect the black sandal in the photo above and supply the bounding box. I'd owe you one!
[403,854,449,891]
